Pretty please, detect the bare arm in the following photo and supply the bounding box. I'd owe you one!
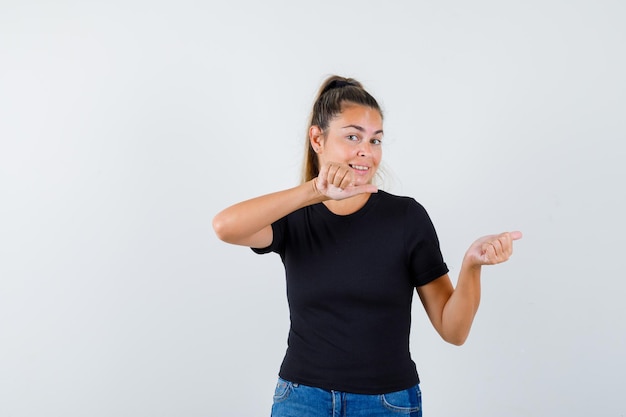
[212,162,378,248]
[212,180,324,248]
[417,231,522,345]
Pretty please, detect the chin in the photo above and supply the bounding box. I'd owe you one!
[355,178,374,187]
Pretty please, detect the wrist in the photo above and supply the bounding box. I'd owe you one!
[309,178,329,203]
[462,253,482,272]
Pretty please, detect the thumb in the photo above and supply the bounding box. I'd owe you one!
[510,230,523,240]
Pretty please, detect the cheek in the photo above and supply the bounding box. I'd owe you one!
[372,148,383,165]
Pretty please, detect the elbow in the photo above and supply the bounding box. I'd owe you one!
[444,334,468,346]
[440,328,470,346]
[212,213,233,243]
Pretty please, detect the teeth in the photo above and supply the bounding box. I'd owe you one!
[351,165,369,171]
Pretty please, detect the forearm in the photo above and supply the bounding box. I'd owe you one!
[441,258,482,345]
[212,180,325,245]
[422,231,521,345]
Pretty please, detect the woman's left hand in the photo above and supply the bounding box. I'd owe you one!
[464,231,523,266]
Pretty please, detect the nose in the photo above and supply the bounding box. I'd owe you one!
[357,141,371,157]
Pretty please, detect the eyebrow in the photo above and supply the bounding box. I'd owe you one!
[341,124,384,135]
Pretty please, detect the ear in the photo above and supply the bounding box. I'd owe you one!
[309,125,324,153]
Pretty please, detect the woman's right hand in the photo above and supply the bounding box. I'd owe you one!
[213,162,378,247]
[314,162,378,200]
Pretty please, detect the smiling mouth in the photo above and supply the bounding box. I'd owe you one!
[350,164,369,171]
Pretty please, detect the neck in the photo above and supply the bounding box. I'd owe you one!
[323,193,371,215]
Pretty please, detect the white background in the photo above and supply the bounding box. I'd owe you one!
[1,1,625,416]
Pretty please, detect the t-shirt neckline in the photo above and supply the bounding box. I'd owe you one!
[314,191,382,220]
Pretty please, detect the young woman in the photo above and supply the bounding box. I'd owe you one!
[212,76,522,416]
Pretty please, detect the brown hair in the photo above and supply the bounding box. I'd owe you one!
[301,75,383,183]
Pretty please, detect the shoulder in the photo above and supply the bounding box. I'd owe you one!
[374,191,438,235]
[375,190,428,214]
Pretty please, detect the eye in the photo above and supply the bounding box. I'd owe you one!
[371,138,382,145]
[347,134,359,141]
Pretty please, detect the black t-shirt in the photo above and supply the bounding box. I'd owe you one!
[253,190,448,394]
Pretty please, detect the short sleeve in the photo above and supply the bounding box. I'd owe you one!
[404,199,449,287]
[250,215,287,256]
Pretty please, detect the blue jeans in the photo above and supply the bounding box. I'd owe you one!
[271,378,422,417]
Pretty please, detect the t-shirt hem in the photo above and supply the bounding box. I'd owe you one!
[278,372,420,395]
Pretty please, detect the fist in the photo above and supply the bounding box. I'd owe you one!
[314,162,378,200]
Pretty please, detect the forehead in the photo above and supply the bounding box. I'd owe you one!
[330,104,383,129]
